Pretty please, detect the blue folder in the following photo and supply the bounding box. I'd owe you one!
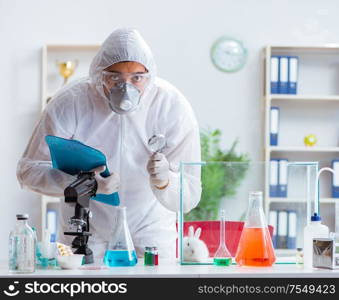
[332,159,339,198]
[269,159,279,197]
[270,56,279,94]
[288,56,298,94]
[270,107,279,146]
[278,159,288,198]
[45,135,120,206]
[279,56,289,94]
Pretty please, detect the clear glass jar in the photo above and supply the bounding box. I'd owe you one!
[9,214,35,273]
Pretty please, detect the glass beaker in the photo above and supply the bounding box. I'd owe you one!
[103,206,137,267]
[213,209,232,266]
[235,191,276,267]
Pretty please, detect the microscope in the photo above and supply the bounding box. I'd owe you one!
[64,171,97,264]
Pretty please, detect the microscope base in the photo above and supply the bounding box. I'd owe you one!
[74,245,94,264]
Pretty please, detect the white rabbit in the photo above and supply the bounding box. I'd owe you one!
[183,226,209,262]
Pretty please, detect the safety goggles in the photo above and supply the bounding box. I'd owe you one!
[102,71,151,89]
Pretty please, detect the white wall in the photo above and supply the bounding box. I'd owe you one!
[1,0,339,259]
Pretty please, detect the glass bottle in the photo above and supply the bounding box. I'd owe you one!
[213,209,232,266]
[103,206,137,267]
[296,248,303,266]
[9,214,36,273]
[235,191,276,267]
[152,247,159,266]
[144,247,153,266]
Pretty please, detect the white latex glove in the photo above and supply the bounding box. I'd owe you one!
[90,166,120,194]
[147,152,170,189]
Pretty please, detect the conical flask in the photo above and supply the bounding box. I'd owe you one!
[213,209,232,266]
[235,191,276,267]
[103,206,138,267]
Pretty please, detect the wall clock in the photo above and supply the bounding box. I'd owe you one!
[211,36,248,72]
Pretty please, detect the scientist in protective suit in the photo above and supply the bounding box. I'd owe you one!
[17,27,201,259]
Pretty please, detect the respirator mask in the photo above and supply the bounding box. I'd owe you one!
[102,71,150,114]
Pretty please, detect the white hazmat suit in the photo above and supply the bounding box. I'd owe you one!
[17,28,201,259]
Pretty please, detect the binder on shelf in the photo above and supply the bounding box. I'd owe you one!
[278,159,288,197]
[47,209,57,242]
[277,210,288,249]
[332,159,339,198]
[270,106,279,146]
[278,56,288,94]
[269,210,278,248]
[287,210,297,249]
[288,56,298,94]
[269,159,279,197]
[270,56,279,94]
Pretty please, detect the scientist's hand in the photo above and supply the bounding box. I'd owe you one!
[90,166,120,194]
[147,152,170,189]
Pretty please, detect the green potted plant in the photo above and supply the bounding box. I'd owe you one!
[185,129,250,221]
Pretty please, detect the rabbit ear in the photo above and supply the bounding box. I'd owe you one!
[188,226,194,237]
[194,227,202,239]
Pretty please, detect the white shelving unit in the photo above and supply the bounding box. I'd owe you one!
[40,44,100,239]
[263,45,339,251]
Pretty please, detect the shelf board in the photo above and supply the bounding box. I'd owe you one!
[269,197,306,203]
[269,44,339,53]
[269,146,339,153]
[46,44,101,51]
[320,198,339,204]
[268,95,339,102]
[268,197,338,204]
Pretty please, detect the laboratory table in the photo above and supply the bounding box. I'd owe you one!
[0,260,338,278]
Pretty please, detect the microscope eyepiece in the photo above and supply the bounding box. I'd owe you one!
[64,171,97,206]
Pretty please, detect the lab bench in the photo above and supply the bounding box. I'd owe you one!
[0,260,338,278]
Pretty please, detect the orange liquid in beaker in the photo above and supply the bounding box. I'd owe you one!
[235,227,276,267]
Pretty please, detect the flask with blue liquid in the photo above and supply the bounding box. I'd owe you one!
[103,206,137,267]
